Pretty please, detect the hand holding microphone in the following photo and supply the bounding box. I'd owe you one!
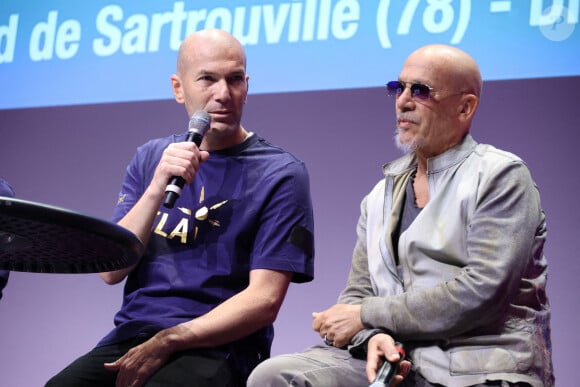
[163,110,211,208]
[369,342,405,387]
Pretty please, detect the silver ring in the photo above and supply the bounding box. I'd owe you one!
[323,335,334,346]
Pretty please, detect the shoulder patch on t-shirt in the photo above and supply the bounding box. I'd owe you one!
[287,225,314,258]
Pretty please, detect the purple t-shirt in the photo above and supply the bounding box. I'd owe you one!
[98,133,314,375]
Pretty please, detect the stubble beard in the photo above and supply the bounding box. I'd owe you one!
[394,128,426,154]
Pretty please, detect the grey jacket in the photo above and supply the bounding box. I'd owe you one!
[339,135,554,386]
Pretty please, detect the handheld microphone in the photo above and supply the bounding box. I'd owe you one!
[369,342,405,387]
[163,110,211,208]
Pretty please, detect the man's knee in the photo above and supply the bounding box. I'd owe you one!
[45,371,103,387]
[247,356,290,386]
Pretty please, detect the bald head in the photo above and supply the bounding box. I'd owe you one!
[176,29,246,77]
[406,44,482,97]
[170,29,249,150]
[394,44,482,157]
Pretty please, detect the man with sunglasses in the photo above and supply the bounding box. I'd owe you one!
[248,44,553,386]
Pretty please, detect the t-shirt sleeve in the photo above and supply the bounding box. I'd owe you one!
[250,159,315,283]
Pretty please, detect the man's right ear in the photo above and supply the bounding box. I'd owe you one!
[171,74,184,103]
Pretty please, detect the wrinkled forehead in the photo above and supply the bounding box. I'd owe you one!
[178,33,246,75]
[399,59,436,85]
[399,53,455,90]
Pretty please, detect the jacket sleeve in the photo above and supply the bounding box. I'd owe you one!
[337,194,392,356]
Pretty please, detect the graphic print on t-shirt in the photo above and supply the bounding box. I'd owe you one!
[153,185,230,245]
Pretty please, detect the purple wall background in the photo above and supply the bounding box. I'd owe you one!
[1,77,579,385]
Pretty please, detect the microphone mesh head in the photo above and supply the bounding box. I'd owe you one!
[188,110,211,135]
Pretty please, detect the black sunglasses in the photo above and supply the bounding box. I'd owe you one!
[386,80,434,100]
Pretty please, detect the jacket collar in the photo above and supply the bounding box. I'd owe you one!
[382,134,478,176]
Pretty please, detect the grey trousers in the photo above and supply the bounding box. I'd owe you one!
[246,344,532,387]
[247,344,370,387]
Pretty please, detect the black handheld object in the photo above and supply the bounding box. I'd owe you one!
[163,110,211,208]
[369,342,406,387]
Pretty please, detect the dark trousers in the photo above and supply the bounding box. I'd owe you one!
[45,336,242,387]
